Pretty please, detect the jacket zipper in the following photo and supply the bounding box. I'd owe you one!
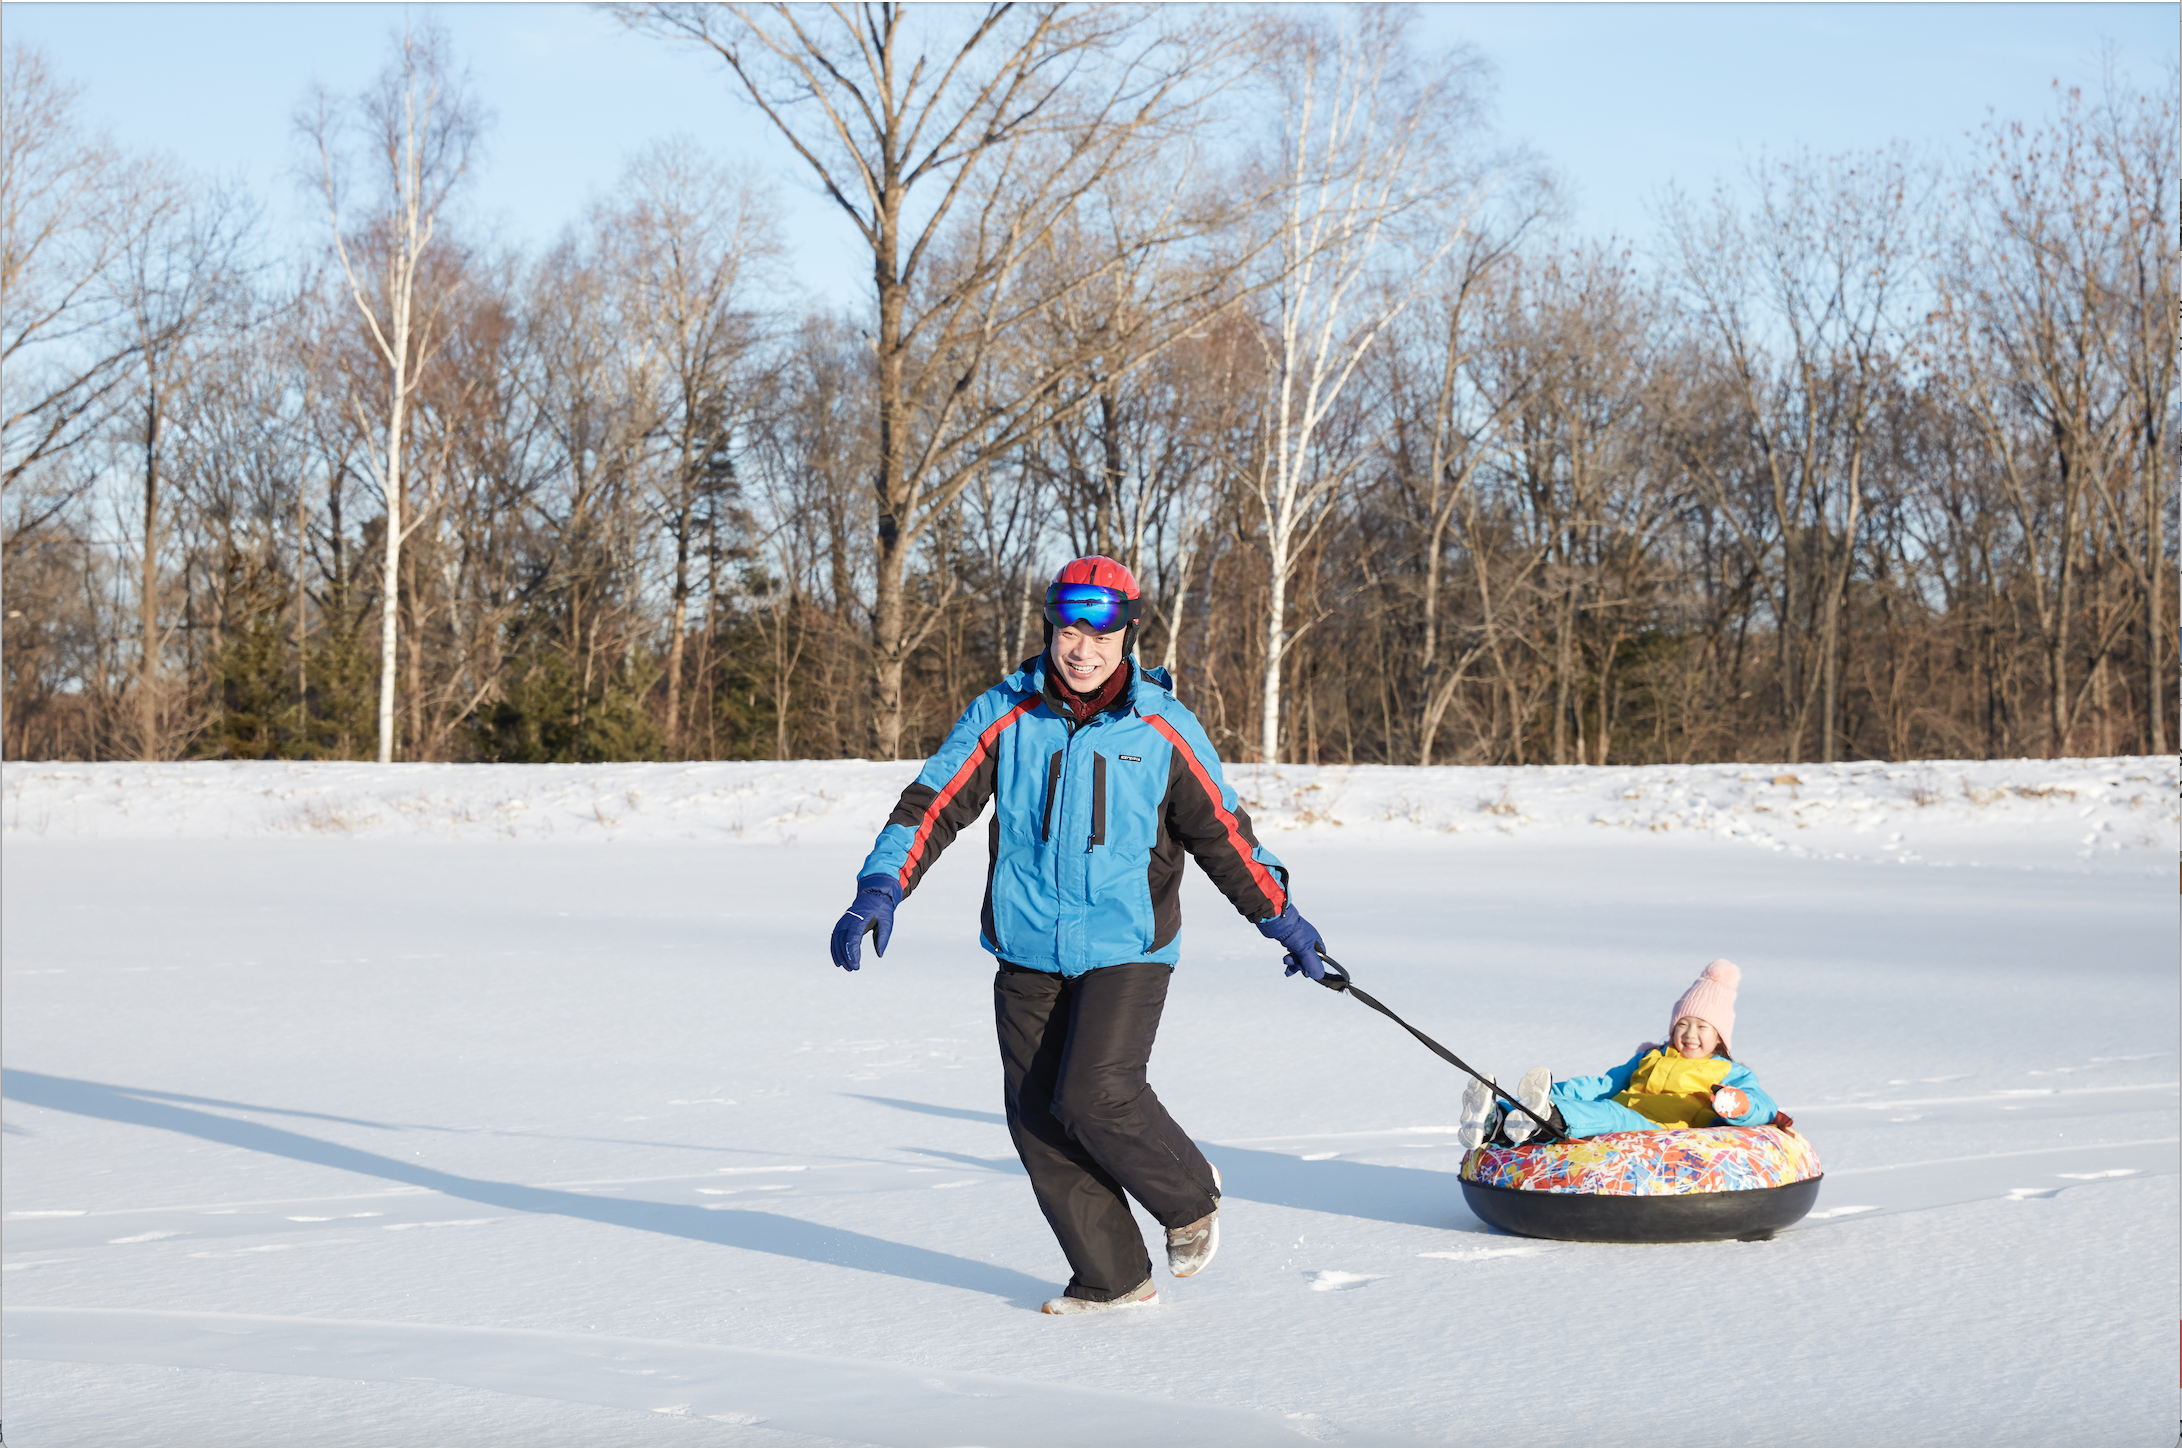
[1087,752,1106,851]
[1040,750,1065,842]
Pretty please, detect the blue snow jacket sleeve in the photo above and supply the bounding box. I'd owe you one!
[1549,1049,1648,1105]
[1141,691,1290,922]
[859,682,1039,897]
[1717,1062,1778,1126]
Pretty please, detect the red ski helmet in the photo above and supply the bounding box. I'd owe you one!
[1043,555,1142,652]
[1051,555,1140,597]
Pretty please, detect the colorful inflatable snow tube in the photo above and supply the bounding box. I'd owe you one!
[1459,1121,1823,1243]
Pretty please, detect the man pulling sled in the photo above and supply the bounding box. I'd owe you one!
[830,556,1330,1313]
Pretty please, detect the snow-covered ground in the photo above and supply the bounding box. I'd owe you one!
[3,757,2176,1447]
[6,754,2173,869]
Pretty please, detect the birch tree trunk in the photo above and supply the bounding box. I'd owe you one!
[665,508,692,756]
[135,377,160,758]
[304,25,478,763]
[373,319,407,761]
[1248,10,1486,763]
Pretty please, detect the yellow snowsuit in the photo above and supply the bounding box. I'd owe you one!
[1612,1048,1734,1128]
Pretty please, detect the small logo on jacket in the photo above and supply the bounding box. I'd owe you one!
[1119,755,1141,762]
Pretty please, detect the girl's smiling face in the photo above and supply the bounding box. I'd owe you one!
[1671,1015,1723,1058]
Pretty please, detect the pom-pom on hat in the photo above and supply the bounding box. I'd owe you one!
[1668,958,1741,1055]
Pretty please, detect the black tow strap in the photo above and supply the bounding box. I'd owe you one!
[1309,949,1561,1139]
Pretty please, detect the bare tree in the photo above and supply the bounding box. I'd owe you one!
[603,140,777,754]
[109,179,255,758]
[1008,163,1262,671]
[1,46,169,526]
[1379,209,1546,764]
[1667,145,1926,761]
[8,27,2171,770]
[301,23,481,762]
[403,256,536,760]
[1241,8,1491,762]
[1931,87,2144,756]
[2091,63,2177,755]
[621,1,1251,755]
[1494,248,1685,765]
[745,313,877,757]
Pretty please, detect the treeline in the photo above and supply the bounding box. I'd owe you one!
[3,11,2174,767]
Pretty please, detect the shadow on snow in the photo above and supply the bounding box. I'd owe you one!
[846,1093,1487,1235]
[3,1070,1053,1305]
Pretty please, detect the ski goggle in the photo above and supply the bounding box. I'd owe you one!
[1043,582,1141,634]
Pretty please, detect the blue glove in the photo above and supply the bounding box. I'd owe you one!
[1258,901,1326,980]
[829,874,901,972]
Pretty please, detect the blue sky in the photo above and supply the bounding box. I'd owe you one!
[6,3,2174,308]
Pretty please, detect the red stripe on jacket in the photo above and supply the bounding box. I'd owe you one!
[897,699,1037,889]
[1145,714,1288,917]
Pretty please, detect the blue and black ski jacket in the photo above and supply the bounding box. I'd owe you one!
[858,656,1289,976]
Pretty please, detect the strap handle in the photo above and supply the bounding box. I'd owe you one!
[1309,949,1560,1139]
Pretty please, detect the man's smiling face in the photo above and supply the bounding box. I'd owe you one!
[1050,622,1127,693]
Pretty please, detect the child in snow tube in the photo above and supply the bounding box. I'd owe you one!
[1457,960,1819,1242]
[1459,958,1774,1148]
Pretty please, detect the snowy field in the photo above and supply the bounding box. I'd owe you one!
[3,756,2176,1447]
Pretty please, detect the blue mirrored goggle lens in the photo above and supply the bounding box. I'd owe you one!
[1044,584,1132,632]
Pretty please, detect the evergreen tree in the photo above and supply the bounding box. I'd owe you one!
[198,615,295,758]
[304,585,378,760]
[473,615,665,763]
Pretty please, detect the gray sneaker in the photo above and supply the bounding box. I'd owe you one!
[1500,1066,1554,1146]
[1167,1162,1222,1277]
[1041,1277,1158,1314]
[1457,1075,1503,1151]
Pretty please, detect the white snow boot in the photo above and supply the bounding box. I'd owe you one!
[1167,1163,1221,1277]
[1041,1277,1158,1315]
[1499,1066,1554,1146]
[1457,1074,1503,1151]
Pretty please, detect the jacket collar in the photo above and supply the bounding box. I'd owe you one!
[1007,654,1175,720]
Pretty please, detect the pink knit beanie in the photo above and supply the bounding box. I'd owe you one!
[1667,958,1741,1055]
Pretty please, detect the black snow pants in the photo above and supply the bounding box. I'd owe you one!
[993,960,1221,1303]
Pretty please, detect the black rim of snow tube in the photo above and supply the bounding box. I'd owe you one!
[1460,1175,1824,1244]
